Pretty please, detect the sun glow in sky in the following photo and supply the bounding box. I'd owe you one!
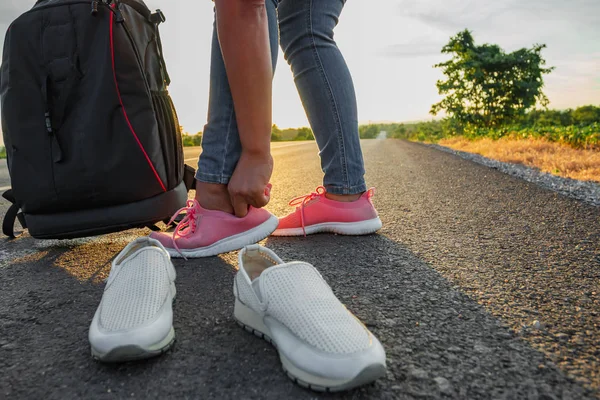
[1,0,599,133]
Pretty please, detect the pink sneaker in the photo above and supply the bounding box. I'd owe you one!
[150,200,279,258]
[272,186,382,237]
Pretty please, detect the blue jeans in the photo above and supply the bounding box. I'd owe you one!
[197,0,366,195]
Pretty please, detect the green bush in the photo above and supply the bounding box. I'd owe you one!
[182,133,202,147]
[294,127,315,141]
[360,120,450,142]
[272,125,314,141]
[377,105,599,149]
[0,146,6,159]
[462,123,599,148]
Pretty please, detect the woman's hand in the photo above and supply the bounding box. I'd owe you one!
[228,150,273,217]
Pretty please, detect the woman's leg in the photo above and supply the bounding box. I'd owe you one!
[272,0,382,237]
[277,0,366,197]
[149,1,281,258]
[196,0,280,213]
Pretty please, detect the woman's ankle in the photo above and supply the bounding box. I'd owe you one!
[325,192,362,202]
[195,181,235,214]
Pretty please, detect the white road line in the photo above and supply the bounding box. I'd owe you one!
[182,142,314,163]
[271,142,315,149]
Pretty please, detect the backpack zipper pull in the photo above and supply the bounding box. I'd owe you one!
[50,134,63,163]
[113,5,124,23]
[45,112,52,134]
[95,1,124,23]
[45,111,63,163]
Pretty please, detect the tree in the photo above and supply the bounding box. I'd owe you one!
[294,127,315,141]
[271,124,282,141]
[192,132,203,146]
[431,30,554,129]
[391,124,406,139]
[182,135,194,147]
[180,126,203,147]
[359,125,379,139]
[529,109,573,127]
[572,105,600,126]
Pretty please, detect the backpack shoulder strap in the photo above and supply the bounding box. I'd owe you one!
[183,164,196,192]
[2,189,26,239]
[119,0,152,21]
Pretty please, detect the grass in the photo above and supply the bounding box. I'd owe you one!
[439,137,600,183]
[462,124,599,149]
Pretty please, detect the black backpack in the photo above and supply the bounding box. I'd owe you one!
[0,0,195,239]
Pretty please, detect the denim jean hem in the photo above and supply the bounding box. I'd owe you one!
[324,182,367,195]
[195,171,231,185]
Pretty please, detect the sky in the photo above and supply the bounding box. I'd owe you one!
[1,0,599,133]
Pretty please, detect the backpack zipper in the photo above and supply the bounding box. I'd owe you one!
[93,1,124,21]
[28,1,93,13]
[119,11,151,94]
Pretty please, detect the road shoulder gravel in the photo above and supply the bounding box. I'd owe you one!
[430,143,600,207]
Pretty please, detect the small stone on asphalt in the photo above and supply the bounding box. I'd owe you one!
[474,344,491,353]
[408,366,428,380]
[434,377,452,394]
[556,333,569,341]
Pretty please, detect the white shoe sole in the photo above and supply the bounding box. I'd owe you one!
[234,299,386,392]
[167,215,279,258]
[91,283,177,363]
[91,327,176,363]
[271,217,382,237]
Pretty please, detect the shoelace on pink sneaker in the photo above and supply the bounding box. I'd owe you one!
[288,186,327,236]
[168,199,201,258]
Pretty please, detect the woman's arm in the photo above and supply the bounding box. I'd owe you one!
[214,0,273,217]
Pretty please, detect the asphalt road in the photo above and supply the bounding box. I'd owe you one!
[1,140,598,399]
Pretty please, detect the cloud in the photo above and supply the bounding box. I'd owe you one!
[547,53,600,87]
[545,54,600,108]
[0,1,30,55]
[392,0,600,61]
[395,0,514,32]
[0,0,26,24]
[382,42,444,58]
[396,0,600,33]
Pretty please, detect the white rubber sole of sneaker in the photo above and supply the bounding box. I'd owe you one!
[271,217,382,237]
[91,283,177,363]
[91,327,176,363]
[233,299,386,392]
[167,215,279,258]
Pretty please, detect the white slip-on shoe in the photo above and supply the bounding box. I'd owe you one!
[233,245,387,392]
[89,237,177,362]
